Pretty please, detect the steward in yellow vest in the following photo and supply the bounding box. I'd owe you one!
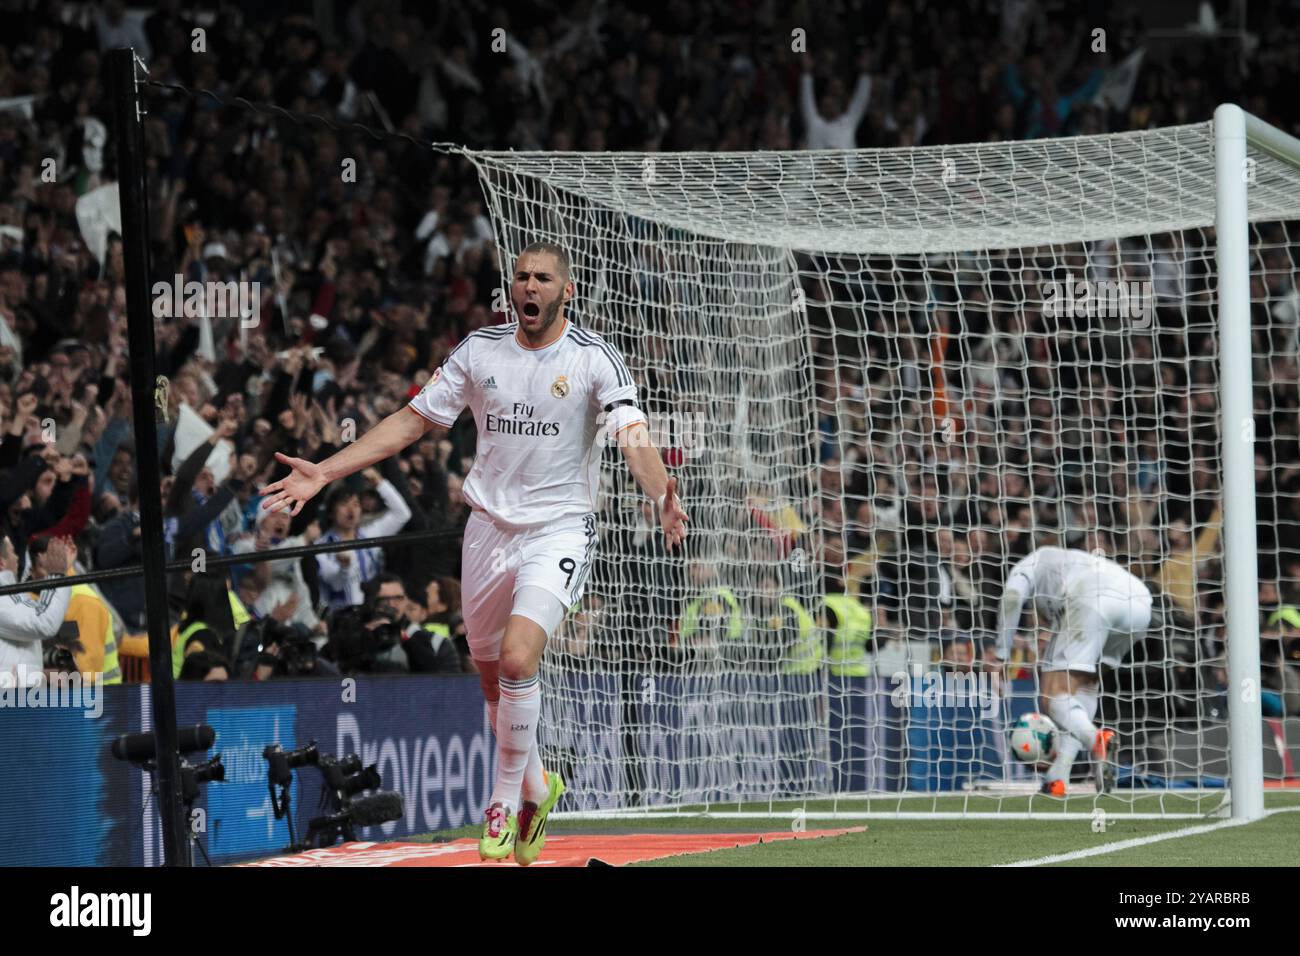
[680,586,744,648]
[69,583,121,685]
[823,592,872,676]
[173,588,251,678]
[780,595,821,674]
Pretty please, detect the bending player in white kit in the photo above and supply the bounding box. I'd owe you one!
[993,546,1153,796]
[259,241,689,863]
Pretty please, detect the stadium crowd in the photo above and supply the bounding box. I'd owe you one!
[0,0,1297,718]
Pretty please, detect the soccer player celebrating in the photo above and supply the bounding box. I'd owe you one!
[259,241,688,863]
[993,546,1153,795]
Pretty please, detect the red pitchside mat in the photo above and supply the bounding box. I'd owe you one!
[241,828,865,867]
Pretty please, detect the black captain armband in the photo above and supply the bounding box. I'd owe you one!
[604,399,637,412]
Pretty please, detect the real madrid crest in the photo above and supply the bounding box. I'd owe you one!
[550,374,570,399]
[429,366,442,386]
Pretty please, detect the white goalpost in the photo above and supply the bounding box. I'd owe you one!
[1215,104,1300,821]
[463,106,1300,821]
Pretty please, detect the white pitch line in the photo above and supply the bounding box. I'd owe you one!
[998,805,1300,867]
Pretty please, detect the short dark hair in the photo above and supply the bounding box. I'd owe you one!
[324,484,360,522]
[182,571,236,636]
[363,571,406,606]
[436,575,461,613]
[518,241,571,279]
[179,649,231,681]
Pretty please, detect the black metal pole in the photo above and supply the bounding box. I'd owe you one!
[107,47,189,867]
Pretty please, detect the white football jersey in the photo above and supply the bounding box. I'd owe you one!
[407,319,641,528]
[996,546,1148,657]
[1007,547,1140,604]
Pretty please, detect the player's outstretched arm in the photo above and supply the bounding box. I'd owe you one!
[614,422,688,550]
[260,407,440,516]
[993,585,1028,662]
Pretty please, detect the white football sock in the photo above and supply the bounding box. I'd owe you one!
[487,691,548,806]
[521,742,548,805]
[1048,693,1099,749]
[490,673,541,814]
[1047,684,1104,783]
[1045,735,1083,783]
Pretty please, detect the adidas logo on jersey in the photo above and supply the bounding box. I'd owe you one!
[479,376,498,390]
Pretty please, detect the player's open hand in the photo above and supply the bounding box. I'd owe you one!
[259,452,326,517]
[659,477,689,551]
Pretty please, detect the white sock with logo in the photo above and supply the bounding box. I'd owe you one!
[490,673,541,814]
[487,694,548,807]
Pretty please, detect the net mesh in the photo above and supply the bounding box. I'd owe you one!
[467,118,1300,813]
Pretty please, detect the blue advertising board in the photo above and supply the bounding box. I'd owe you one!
[0,675,494,867]
[0,671,1031,865]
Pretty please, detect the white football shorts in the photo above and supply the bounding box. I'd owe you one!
[460,510,597,661]
[1041,575,1153,673]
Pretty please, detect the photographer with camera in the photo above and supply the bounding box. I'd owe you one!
[371,572,460,674]
[320,573,443,675]
[245,616,339,681]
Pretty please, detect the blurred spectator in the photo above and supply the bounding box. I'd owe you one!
[941,634,976,674]
[0,534,71,679]
[29,533,120,684]
[799,51,874,149]
[745,572,802,665]
[417,574,468,673]
[230,508,322,634]
[172,571,246,678]
[315,468,412,612]
[94,477,143,630]
[679,560,744,660]
[93,1,152,63]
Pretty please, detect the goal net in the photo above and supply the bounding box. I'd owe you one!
[465,117,1300,818]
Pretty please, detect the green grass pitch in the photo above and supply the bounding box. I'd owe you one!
[410,791,1300,866]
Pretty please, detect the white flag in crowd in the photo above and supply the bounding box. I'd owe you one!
[171,402,233,484]
[74,182,121,269]
[1093,49,1146,113]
